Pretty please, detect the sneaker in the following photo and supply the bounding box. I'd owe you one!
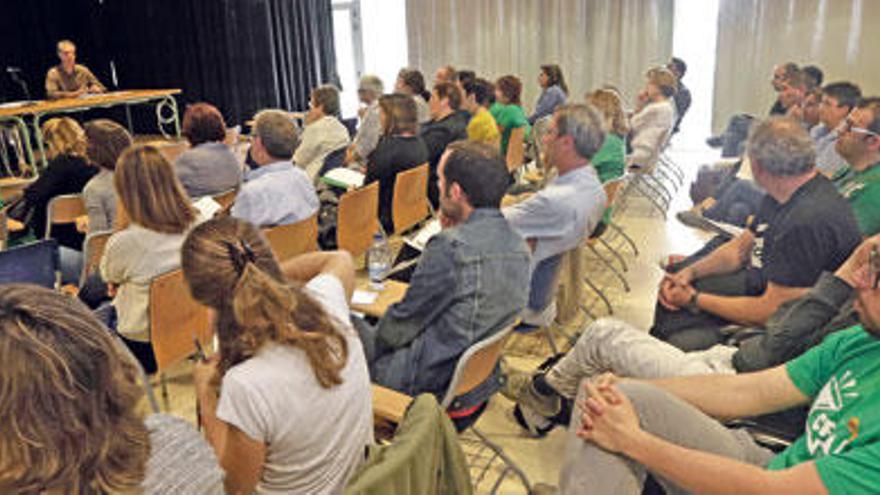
[504,371,561,418]
[513,403,555,437]
[675,210,731,236]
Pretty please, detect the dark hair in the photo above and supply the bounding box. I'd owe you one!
[434,82,462,111]
[457,70,476,87]
[496,75,523,105]
[780,62,800,79]
[857,97,880,134]
[802,65,824,90]
[540,64,568,95]
[84,119,133,171]
[398,68,430,101]
[182,217,349,387]
[669,57,687,78]
[463,78,494,107]
[379,93,419,135]
[822,81,862,110]
[442,140,510,208]
[311,84,341,117]
[182,102,227,146]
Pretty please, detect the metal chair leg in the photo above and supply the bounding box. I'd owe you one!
[586,243,630,292]
[583,276,613,314]
[470,427,532,494]
[598,235,628,272]
[608,221,639,256]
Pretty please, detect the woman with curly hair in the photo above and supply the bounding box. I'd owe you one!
[491,74,531,158]
[0,284,222,494]
[184,216,372,494]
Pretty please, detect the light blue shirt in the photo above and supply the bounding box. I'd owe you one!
[811,124,848,177]
[503,165,606,267]
[231,161,319,227]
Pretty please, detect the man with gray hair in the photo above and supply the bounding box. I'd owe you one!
[232,109,319,227]
[346,75,384,164]
[652,116,861,351]
[503,104,607,325]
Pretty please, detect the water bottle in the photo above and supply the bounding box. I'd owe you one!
[367,232,391,290]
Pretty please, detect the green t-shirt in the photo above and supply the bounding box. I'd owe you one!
[766,326,880,494]
[833,162,880,236]
[592,133,626,184]
[490,102,530,157]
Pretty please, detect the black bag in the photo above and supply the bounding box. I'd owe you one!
[5,195,34,225]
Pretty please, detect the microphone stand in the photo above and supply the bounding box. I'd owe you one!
[8,72,31,102]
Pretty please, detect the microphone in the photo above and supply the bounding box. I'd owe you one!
[6,66,22,74]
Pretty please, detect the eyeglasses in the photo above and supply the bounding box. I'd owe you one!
[841,112,880,138]
[871,246,880,290]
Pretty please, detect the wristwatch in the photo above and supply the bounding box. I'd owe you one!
[686,290,700,314]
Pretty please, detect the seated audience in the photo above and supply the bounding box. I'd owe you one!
[0,284,223,493]
[396,67,432,123]
[800,88,822,128]
[834,96,880,236]
[183,217,372,495]
[491,75,531,159]
[434,64,457,86]
[100,145,202,373]
[769,62,800,115]
[463,78,500,145]
[364,93,429,233]
[174,102,242,198]
[528,64,568,125]
[361,141,530,406]
[652,117,862,351]
[503,104,607,325]
[509,236,873,435]
[347,75,384,165]
[561,242,880,493]
[628,67,677,168]
[421,82,469,206]
[802,63,824,90]
[294,85,350,180]
[231,109,319,227]
[81,119,132,232]
[667,57,691,134]
[778,69,808,119]
[811,81,861,177]
[585,88,628,184]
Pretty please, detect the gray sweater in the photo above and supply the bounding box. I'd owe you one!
[174,142,242,198]
[82,170,116,232]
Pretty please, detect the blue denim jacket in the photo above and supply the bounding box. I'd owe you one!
[371,209,531,405]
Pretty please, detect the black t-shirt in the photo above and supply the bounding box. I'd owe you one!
[749,174,861,288]
[365,135,429,233]
[420,111,469,206]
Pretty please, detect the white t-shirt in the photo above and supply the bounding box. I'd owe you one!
[216,274,373,495]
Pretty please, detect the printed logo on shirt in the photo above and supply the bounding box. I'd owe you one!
[805,370,860,456]
[750,223,769,269]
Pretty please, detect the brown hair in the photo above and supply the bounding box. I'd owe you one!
[496,75,523,105]
[0,284,149,494]
[540,64,568,95]
[114,145,197,234]
[42,117,87,160]
[379,93,419,135]
[646,66,678,98]
[397,68,429,101]
[310,85,341,117]
[181,217,349,387]
[182,102,227,146]
[84,119,133,171]
[586,89,629,136]
[433,82,462,111]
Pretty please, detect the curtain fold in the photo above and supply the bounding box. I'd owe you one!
[713,0,880,133]
[406,0,674,110]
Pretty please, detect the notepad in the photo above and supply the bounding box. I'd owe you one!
[352,289,379,305]
[404,219,441,251]
[321,168,364,189]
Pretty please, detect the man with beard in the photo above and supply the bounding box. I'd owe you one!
[833,97,880,236]
[358,141,530,407]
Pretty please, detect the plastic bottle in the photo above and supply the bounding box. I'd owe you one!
[367,232,391,290]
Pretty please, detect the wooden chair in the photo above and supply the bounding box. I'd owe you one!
[391,163,430,234]
[149,269,212,399]
[45,194,85,239]
[212,187,238,210]
[337,181,379,258]
[79,230,113,286]
[263,213,318,263]
[0,177,35,203]
[154,140,190,164]
[505,126,526,174]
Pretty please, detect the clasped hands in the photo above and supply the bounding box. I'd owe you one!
[657,266,698,311]
[575,373,644,454]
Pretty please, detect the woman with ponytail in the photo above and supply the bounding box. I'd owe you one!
[184,216,372,495]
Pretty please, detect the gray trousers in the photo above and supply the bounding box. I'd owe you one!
[546,317,737,399]
[561,381,774,494]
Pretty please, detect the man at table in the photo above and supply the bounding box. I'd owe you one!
[45,40,106,100]
[360,140,530,410]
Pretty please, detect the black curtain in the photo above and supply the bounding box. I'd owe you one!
[1,0,338,126]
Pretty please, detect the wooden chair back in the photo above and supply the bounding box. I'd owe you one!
[337,181,379,257]
[506,126,526,173]
[79,230,113,286]
[155,140,190,164]
[0,177,34,203]
[149,269,212,372]
[603,177,625,209]
[263,214,318,263]
[439,322,516,409]
[392,163,430,234]
[212,188,238,210]
[45,194,85,239]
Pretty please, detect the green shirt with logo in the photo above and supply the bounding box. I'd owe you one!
[833,163,880,236]
[767,326,880,494]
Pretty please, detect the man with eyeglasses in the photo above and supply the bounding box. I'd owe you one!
[811,82,862,178]
[833,97,880,237]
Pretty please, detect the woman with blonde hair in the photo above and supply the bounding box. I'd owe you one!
[0,284,223,494]
[99,144,201,372]
[183,216,372,494]
[629,66,677,168]
[10,117,97,278]
[586,88,629,183]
